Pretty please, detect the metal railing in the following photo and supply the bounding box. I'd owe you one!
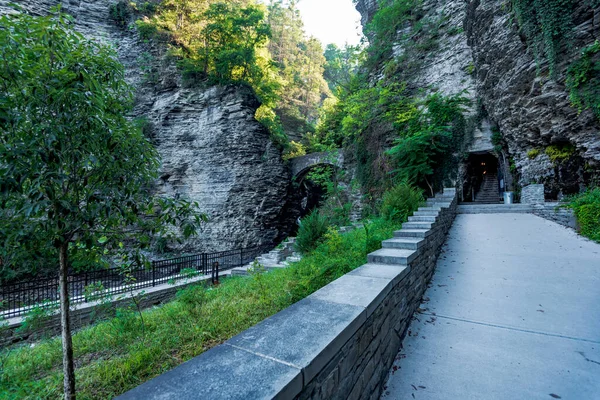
[0,246,266,319]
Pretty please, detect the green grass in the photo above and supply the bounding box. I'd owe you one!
[566,188,600,242]
[0,218,401,399]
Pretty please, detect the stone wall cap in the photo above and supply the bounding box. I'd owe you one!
[367,248,418,265]
[308,274,394,318]
[227,296,366,385]
[348,263,410,286]
[116,340,302,400]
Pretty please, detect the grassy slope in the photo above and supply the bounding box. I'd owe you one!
[0,219,399,399]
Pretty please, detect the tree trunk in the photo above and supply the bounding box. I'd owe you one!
[59,243,76,399]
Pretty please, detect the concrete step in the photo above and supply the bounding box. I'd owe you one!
[425,201,452,208]
[256,259,280,267]
[367,248,417,265]
[231,266,251,276]
[457,204,534,214]
[394,229,432,238]
[402,221,433,230]
[419,206,441,211]
[408,215,437,222]
[414,210,440,216]
[429,195,454,200]
[382,237,425,250]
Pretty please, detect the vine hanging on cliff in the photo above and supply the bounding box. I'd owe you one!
[566,40,600,119]
[511,0,576,76]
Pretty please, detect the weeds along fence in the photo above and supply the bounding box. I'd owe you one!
[0,246,266,319]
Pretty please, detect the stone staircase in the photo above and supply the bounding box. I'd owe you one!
[474,173,501,204]
[231,223,365,276]
[366,188,456,266]
[231,239,301,276]
[457,204,534,214]
[230,188,458,277]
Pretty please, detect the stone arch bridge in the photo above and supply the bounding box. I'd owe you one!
[289,150,344,179]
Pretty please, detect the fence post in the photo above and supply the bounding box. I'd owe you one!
[202,253,207,275]
[152,261,156,287]
[211,262,219,285]
[240,248,243,267]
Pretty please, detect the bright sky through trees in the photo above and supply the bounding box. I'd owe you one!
[296,0,363,46]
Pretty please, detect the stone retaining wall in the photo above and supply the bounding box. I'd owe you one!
[117,189,458,400]
[533,203,577,229]
[521,184,545,204]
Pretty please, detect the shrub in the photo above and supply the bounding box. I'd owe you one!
[282,141,306,161]
[109,1,132,27]
[577,204,600,242]
[545,143,575,163]
[136,1,158,15]
[380,183,424,222]
[290,218,399,301]
[255,105,289,151]
[527,148,540,160]
[135,19,158,40]
[566,40,600,119]
[567,188,600,242]
[321,201,352,227]
[295,211,331,254]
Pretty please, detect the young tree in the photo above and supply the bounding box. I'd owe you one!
[0,10,204,399]
[323,43,362,93]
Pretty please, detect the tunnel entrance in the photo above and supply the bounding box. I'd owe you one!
[297,172,328,217]
[462,153,502,203]
[285,165,334,236]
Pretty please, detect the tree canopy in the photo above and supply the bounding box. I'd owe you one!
[133,0,332,149]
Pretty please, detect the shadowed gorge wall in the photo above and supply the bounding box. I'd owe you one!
[1,0,292,252]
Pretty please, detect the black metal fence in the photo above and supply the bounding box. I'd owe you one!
[0,246,265,319]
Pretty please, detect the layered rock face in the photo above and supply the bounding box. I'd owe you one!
[355,0,600,197]
[2,0,291,252]
[465,0,600,196]
[150,85,289,251]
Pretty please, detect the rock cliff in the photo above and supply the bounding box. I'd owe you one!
[355,0,600,198]
[2,0,291,252]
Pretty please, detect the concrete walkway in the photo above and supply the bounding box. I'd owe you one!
[382,213,600,400]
